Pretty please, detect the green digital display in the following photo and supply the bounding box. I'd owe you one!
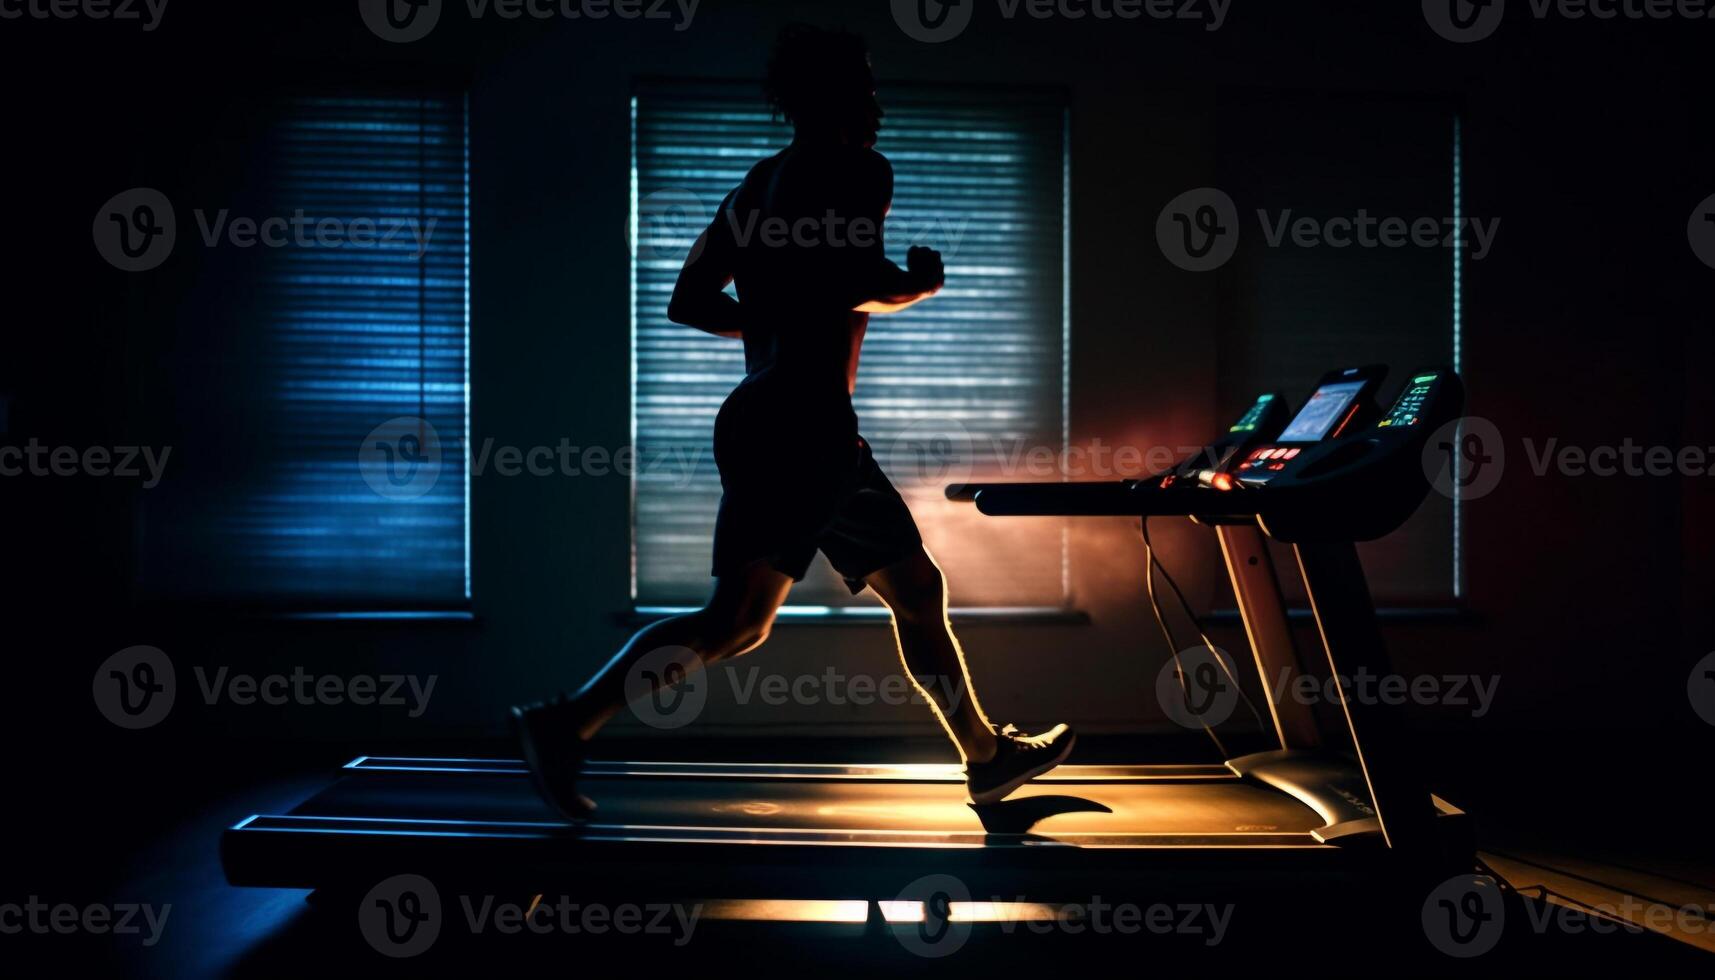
[1228,394,1275,433]
[1380,377,1437,428]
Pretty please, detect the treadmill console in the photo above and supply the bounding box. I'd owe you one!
[1252,366,1465,543]
[1234,366,1386,487]
[1155,391,1291,491]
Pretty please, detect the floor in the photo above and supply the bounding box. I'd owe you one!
[6,735,1710,977]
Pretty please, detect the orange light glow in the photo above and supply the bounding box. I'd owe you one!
[1211,473,1235,491]
[700,900,871,923]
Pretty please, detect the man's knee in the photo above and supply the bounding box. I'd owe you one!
[691,604,774,661]
[878,561,947,625]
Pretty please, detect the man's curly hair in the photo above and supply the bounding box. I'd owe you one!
[763,24,874,127]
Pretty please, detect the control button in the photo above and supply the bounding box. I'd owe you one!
[1268,462,1286,471]
[1284,448,1301,459]
[1238,462,1252,470]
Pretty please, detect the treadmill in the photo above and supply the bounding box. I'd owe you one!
[221,366,1474,905]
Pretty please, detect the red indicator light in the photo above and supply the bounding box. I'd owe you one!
[1284,448,1301,459]
[1212,473,1235,491]
[1268,463,1286,471]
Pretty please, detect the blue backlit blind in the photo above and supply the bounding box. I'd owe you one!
[632,83,1067,608]
[144,95,470,604]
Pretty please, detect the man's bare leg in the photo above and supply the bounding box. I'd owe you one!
[562,561,794,740]
[513,561,792,819]
[865,546,1001,764]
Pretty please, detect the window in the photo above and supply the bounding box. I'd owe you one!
[1215,93,1463,603]
[140,94,470,606]
[631,82,1068,611]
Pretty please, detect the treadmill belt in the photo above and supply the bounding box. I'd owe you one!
[279,758,1327,841]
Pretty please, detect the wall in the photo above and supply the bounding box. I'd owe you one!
[2,2,1709,769]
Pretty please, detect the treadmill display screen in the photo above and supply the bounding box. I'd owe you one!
[1228,394,1276,433]
[1278,381,1366,443]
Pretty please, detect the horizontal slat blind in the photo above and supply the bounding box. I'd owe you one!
[1215,93,1457,601]
[144,95,470,603]
[633,82,1067,608]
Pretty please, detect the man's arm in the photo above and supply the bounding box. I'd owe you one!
[667,190,743,339]
[843,154,945,314]
[855,246,944,313]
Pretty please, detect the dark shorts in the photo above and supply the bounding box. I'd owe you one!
[711,381,922,593]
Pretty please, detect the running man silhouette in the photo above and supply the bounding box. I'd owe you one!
[512,25,1074,819]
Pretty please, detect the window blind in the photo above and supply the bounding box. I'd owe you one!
[632,82,1067,609]
[1215,93,1460,602]
[142,94,470,604]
